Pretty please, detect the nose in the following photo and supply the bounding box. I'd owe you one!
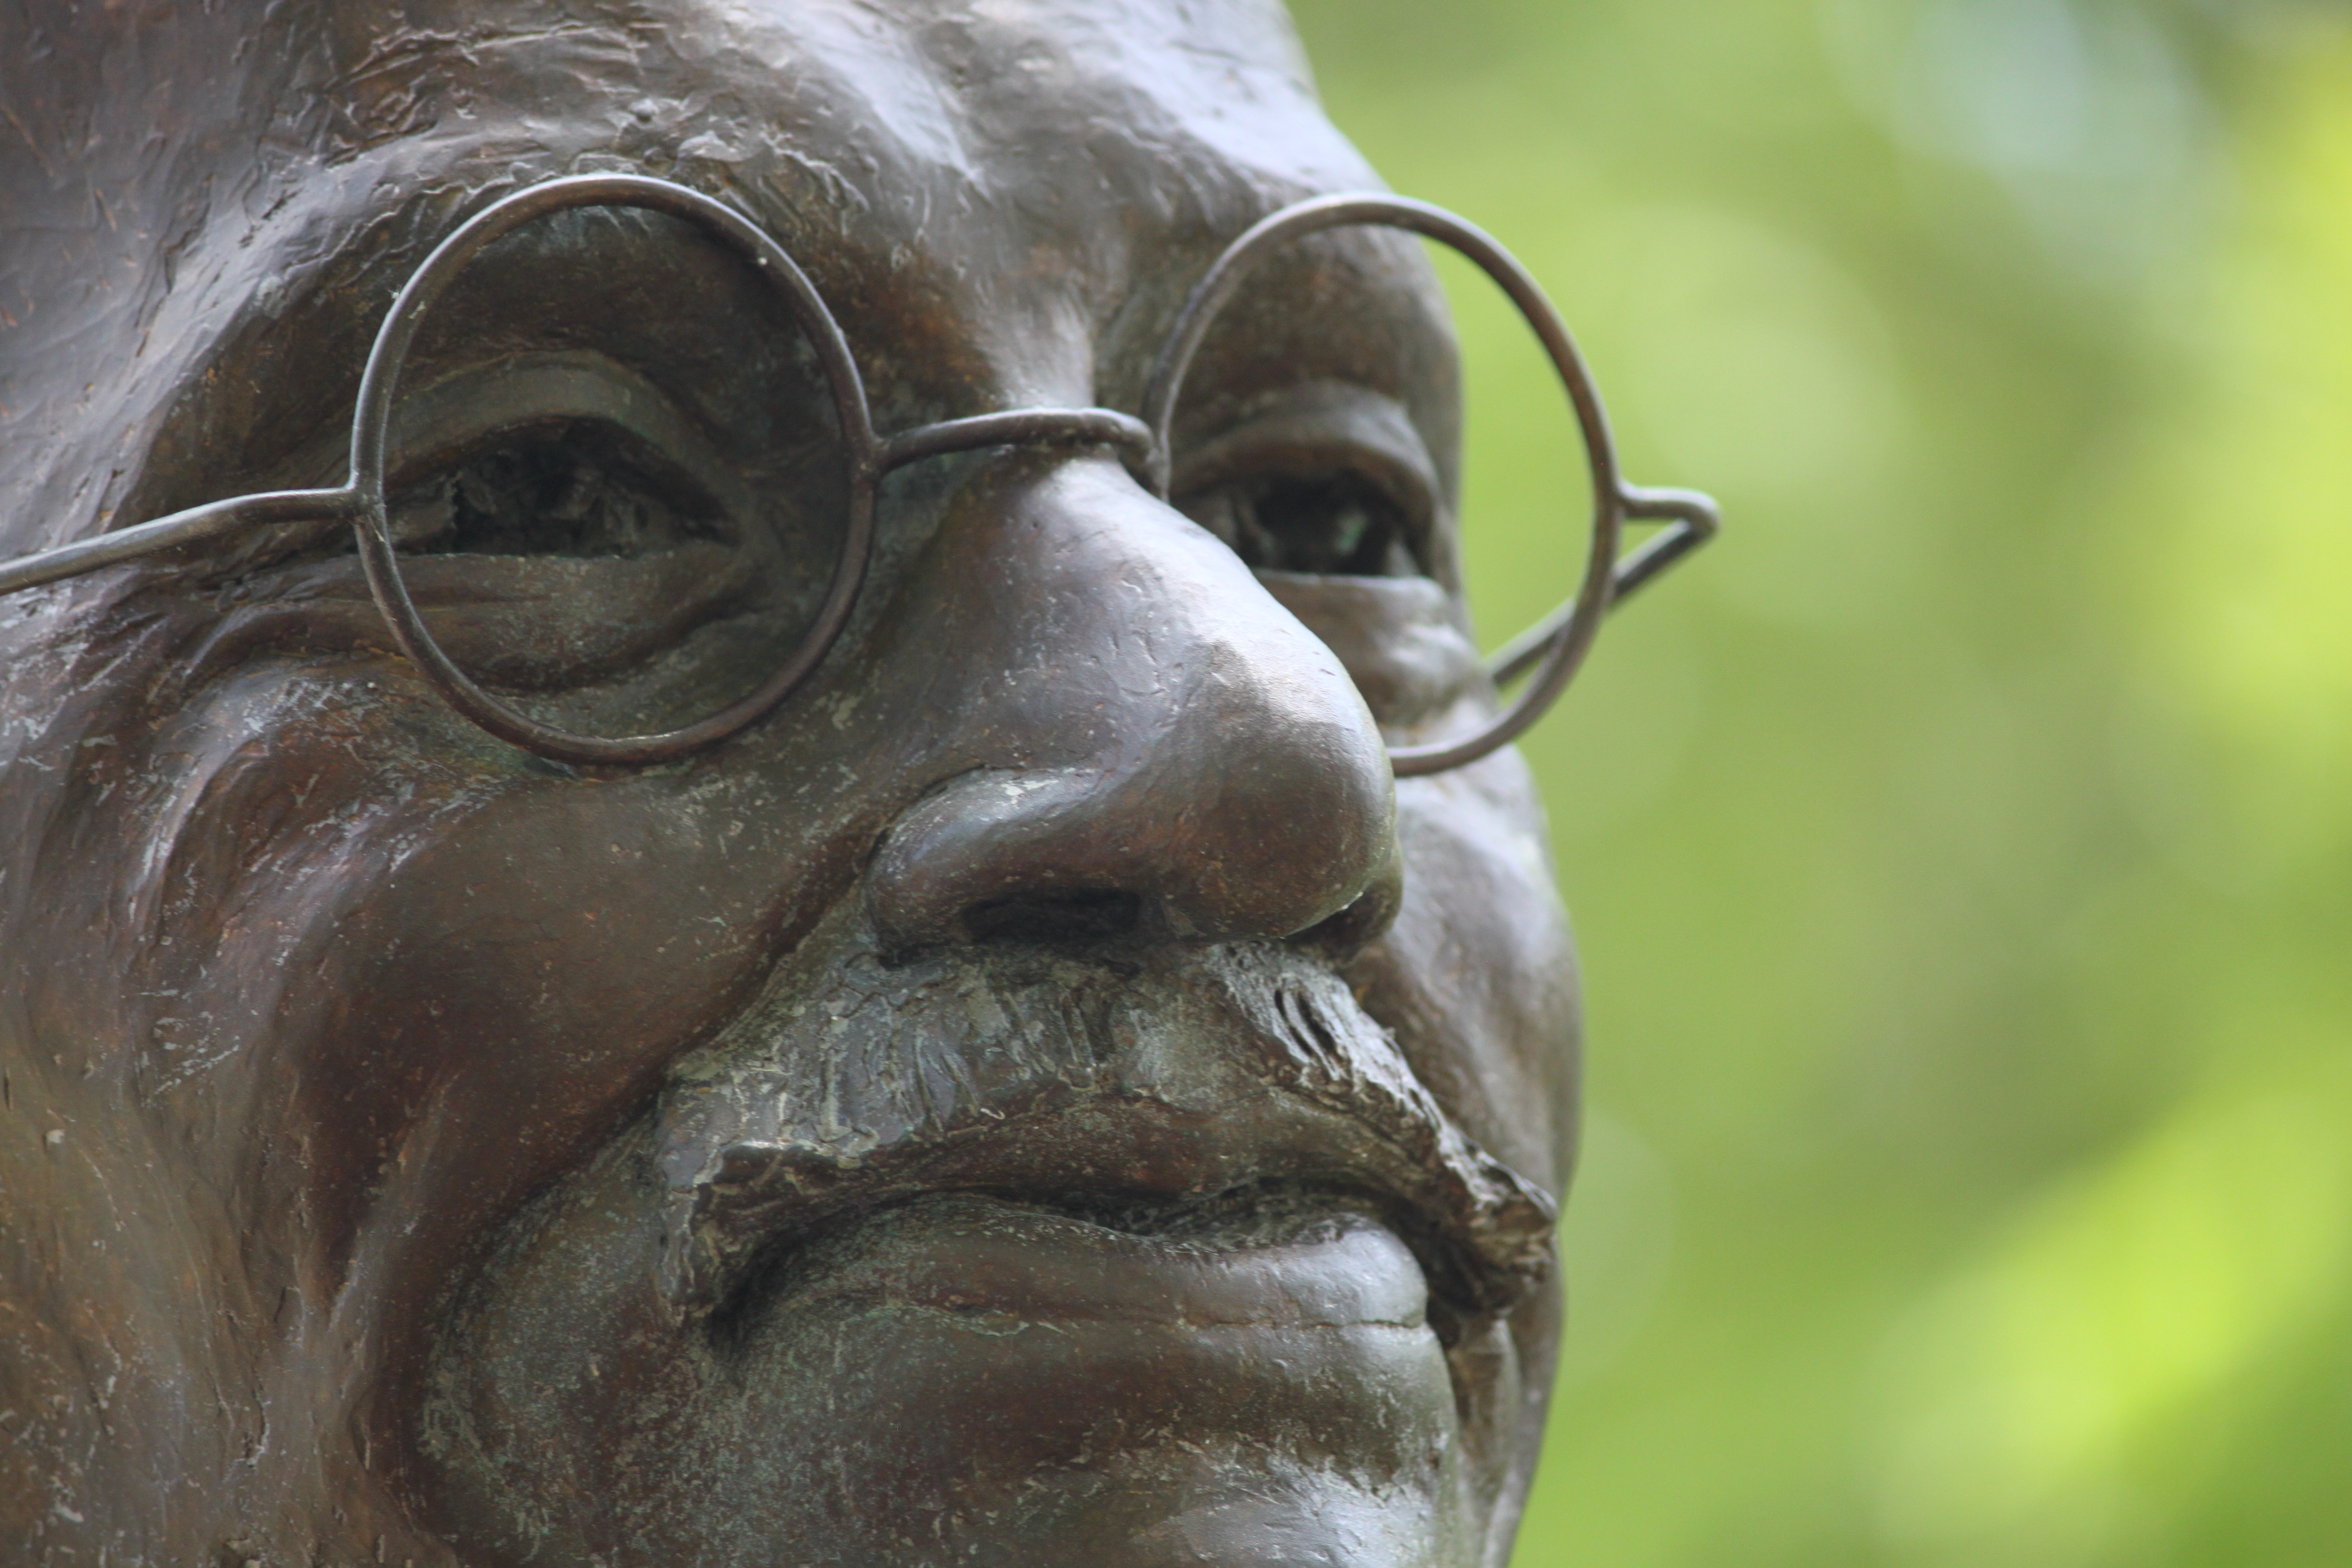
[865,454,1400,953]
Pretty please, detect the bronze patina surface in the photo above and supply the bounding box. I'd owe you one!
[0,2,1710,1563]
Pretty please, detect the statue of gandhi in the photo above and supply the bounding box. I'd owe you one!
[0,1,1712,1563]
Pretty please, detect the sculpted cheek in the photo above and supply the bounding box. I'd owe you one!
[1349,754,1580,1199]
[286,776,858,1265]
[95,681,860,1294]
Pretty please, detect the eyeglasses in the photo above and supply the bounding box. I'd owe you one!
[0,173,1715,775]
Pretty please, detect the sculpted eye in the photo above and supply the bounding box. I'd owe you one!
[1181,471,1422,579]
[1167,385,1441,583]
[219,357,850,726]
[390,419,733,559]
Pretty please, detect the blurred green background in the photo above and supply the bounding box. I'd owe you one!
[1281,1,2352,1563]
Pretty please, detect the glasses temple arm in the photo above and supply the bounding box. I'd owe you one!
[0,489,363,598]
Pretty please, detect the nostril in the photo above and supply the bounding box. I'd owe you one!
[962,889,1145,947]
[1284,874,1403,964]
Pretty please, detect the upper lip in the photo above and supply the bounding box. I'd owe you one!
[648,924,1558,1329]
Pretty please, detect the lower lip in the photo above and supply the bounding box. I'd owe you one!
[761,1190,1432,1331]
[714,1193,1468,1557]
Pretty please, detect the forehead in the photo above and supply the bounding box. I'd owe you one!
[388,0,1383,388]
[339,0,1372,335]
[360,6,1348,192]
[336,0,1372,196]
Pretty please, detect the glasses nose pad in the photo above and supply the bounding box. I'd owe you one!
[871,408,1160,490]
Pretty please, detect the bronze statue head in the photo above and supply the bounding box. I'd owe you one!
[0,1,1709,1562]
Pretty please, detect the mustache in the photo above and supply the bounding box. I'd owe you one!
[650,923,1559,1326]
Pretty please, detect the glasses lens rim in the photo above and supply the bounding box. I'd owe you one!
[344,173,881,768]
[0,179,1717,777]
[1141,193,1634,778]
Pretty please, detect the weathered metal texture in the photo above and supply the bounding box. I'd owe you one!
[0,2,1710,1564]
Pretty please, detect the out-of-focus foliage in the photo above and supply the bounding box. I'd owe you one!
[1282,1,2352,1563]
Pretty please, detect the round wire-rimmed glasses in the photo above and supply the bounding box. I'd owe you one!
[0,173,1717,775]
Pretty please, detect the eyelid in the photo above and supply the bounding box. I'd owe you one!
[386,350,753,519]
[1169,381,1441,536]
[196,352,756,580]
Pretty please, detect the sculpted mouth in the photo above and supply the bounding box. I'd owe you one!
[717,1188,1432,1359]
[422,925,1558,1561]
[650,927,1560,1342]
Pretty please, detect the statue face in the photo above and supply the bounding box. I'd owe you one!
[0,2,1581,1563]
